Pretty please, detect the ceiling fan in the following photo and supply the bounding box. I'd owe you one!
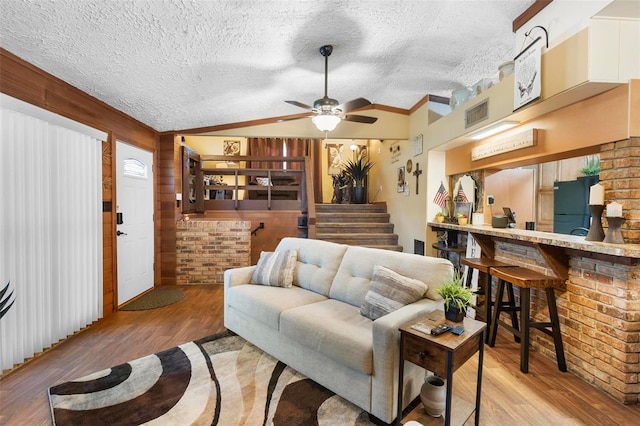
[285,45,378,132]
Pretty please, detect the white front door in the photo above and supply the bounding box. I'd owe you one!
[116,141,154,305]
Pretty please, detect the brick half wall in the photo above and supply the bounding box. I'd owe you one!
[495,240,640,404]
[176,220,251,284]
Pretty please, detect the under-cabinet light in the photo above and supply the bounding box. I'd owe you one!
[468,121,520,140]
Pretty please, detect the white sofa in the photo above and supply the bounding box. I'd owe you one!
[223,237,454,423]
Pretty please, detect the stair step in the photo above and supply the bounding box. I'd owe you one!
[361,245,404,252]
[313,202,402,252]
[316,212,391,223]
[316,223,394,233]
[315,203,388,213]
[316,233,399,245]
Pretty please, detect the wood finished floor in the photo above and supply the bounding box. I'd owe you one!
[1,285,638,425]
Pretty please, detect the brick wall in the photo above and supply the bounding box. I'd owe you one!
[493,240,640,404]
[176,220,251,285]
[600,137,640,243]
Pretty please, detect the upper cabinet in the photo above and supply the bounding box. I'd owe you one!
[426,17,640,152]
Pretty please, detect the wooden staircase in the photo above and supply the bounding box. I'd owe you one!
[314,203,402,251]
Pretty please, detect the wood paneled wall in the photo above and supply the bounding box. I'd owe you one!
[158,133,179,285]
[0,48,159,316]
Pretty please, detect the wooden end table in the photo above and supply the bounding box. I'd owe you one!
[397,313,486,426]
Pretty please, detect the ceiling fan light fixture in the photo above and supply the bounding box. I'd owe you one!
[312,114,341,132]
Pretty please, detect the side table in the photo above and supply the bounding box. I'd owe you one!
[397,313,485,426]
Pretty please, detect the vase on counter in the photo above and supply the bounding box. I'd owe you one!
[420,374,446,417]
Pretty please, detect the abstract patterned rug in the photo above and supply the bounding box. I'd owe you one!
[48,332,374,425]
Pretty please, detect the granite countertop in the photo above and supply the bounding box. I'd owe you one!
[428,222,640,259]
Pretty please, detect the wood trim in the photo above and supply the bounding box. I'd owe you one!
[409,94,450,114]
[513,0,553,32]
[173,103,411,134]
[368,103,410,115]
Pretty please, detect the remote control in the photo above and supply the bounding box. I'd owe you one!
[451,325,465,335]
[430,324,452,336]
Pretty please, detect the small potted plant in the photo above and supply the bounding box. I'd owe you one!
[456,213,468,226]
[435,212,445,223]
[436,271,472,322]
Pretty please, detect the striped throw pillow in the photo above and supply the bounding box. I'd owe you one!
[360,265,429,320]
[250,249,297,287]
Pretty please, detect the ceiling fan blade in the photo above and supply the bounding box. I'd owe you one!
[336,97,372,113]
[344,114,378,124]
[275,112,314,123]
[285,100,313,111]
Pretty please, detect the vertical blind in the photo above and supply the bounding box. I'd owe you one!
[0,94,105,374]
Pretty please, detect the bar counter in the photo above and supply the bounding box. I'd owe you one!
[427,221,640,406]
[428,221,640,260]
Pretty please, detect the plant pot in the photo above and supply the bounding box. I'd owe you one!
[435,215,445,223]
[445,305,466,322]
[457,217,468,226]
[420,374,446,417]
[353,186,366,204]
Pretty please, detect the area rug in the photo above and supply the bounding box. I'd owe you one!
[48,331,374,425]
[119,288,185,311]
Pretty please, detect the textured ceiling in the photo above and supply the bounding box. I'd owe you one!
[0,0,536,132]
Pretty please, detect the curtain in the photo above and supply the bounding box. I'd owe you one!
[246,137,284,169]
[246,137,314,170]
[0,94,105,374]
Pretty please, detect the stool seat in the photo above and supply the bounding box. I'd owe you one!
[462,257,518,343]
[461,257,515,273]
[489,266,567,373]
[491,266,564,289]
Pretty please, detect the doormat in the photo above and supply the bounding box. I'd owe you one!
[119,288,184,311]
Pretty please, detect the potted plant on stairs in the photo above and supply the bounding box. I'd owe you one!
[436,271,472,322]
[343,157,374,204]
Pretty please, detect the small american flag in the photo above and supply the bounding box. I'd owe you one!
[457,188,469,202]
[433,182,449,208]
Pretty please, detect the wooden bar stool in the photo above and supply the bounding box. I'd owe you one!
[461,257,517,343]
[488,266,567,373]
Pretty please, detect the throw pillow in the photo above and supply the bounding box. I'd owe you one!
[250,249,297,287]
[360,265,429,320]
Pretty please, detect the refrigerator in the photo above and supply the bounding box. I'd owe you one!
[553,176,599,235]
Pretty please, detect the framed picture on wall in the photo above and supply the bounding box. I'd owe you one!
[397,166,406,193]
[327,143,345,175]
[223,140,240,166]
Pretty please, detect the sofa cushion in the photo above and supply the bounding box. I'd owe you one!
[226,284,327,330]
[330,246,454,307]
[280,299,373,375]
[275,238,348,296]
[360,265,429,320]
[250,249,297,287]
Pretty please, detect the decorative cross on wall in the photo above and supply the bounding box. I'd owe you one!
[412,163,423,194]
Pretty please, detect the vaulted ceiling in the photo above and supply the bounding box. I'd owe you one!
[0,0,537,132]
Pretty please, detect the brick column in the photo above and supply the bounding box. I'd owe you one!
[599,137,640,243]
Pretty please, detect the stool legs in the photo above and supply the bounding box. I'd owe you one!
[488,280,504,347]
[505,283,521,343]
[546,287,567,372]
[483,273,492,343]
[490,282,567,373]
[465,268,494,344]
[489,279,520,347]
[520,288,531,373]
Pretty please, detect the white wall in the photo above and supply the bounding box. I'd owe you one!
[514,0,615,51]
